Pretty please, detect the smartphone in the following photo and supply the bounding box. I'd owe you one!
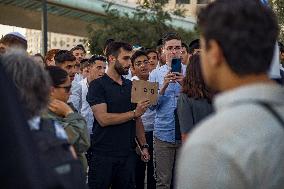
[171,58,182,73]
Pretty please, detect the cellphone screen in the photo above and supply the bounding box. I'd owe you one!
[171,58,182,73]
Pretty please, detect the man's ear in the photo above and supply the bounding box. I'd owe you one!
[207,40,224,68]
[108,55,116,64]
[50,86,55,96]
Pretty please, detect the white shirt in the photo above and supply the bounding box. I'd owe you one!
[79,78,94,135]
[182,63,187,76]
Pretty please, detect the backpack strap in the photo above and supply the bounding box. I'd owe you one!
[40,118,56,136]
[254,101,284,128]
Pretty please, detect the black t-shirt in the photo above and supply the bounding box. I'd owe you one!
[87,74,136,157]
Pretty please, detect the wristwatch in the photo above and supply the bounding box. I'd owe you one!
[141,144,149,150]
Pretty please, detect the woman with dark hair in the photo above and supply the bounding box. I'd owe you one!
[45,66,90,173]
[177,54,214,142]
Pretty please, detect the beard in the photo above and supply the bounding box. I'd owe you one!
[114,60,129,75]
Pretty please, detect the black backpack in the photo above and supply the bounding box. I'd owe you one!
[31,118,87,189]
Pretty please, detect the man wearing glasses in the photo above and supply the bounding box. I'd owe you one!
[149,32,184,189]
[131,50,156,189]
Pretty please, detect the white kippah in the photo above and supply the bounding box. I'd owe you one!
[6,32,27,41]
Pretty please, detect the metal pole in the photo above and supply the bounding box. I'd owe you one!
[41,0,48,56]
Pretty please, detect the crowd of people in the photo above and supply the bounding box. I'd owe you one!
[1,0,284,188]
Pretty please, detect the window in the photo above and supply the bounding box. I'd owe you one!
[176,0,190,4]
[197,0,209,4]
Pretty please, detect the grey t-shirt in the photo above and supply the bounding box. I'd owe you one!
[176,84,284,189]
[177,93,213,134]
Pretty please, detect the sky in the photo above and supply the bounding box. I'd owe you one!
[0,24,26,38]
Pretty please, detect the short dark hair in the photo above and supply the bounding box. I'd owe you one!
[70,45,86,53]
[145,49,158,57]
[0,34,27,50]
[162,32,181,46]
[104,39,115,51]
[54,50,76,65]
[45,66,68,87]
[105,42,132,61]
[80,58,89,70]
[198,0,279,75]
[188,39,200,54]
[131,50,148,67]
[182,54,213,101]
[88,55,106,65]
[157,39,163,47]
[182,43,189,53]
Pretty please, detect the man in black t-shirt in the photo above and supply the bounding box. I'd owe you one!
[87,42,150,189]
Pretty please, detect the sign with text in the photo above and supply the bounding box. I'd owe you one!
[131,80,158,105]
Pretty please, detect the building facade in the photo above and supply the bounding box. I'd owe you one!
[26,29,87,55]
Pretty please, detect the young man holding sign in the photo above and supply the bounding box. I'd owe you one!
[87,42,150,189]
[131,50,157,189]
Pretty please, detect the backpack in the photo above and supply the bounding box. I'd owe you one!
[31,118,87,189]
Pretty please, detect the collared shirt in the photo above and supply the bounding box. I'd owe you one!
[149,64,183,143]
[131,76,155,132]
[68,73,84,111]
[182,63,187,76]
[124,69,132,80]
[79,78,94,135]
[87,74,136,157]
[177,83,284,189]
[73,73,84,83]
[68,80,81,111]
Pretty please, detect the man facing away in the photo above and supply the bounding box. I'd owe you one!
[176,0,284,188]
[87,42,150,189]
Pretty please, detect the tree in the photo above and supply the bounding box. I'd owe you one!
[88,1,198,54]
[270,0,284,42]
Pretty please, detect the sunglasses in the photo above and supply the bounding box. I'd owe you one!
[55,85,72,93]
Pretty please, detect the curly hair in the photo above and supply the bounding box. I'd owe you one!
[2,51,51,119]
[182,54,213,101]
[44,49,60,65]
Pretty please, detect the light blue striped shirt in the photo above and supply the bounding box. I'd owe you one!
[149,64,183,143]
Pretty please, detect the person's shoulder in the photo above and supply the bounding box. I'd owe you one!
[123,77,133,85]
[179,93,190,100]
[79,78,87,86]
[89,75,107,87]
[184,111,221,145]
[178,93,190,104]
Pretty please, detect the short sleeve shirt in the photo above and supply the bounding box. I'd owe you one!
[87,74,136,157]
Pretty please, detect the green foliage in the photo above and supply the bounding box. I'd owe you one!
[88,1,198,54]
[270,0,284,42]
[172,8,187,17]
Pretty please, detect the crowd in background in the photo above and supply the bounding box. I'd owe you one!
[1,0,284,189]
